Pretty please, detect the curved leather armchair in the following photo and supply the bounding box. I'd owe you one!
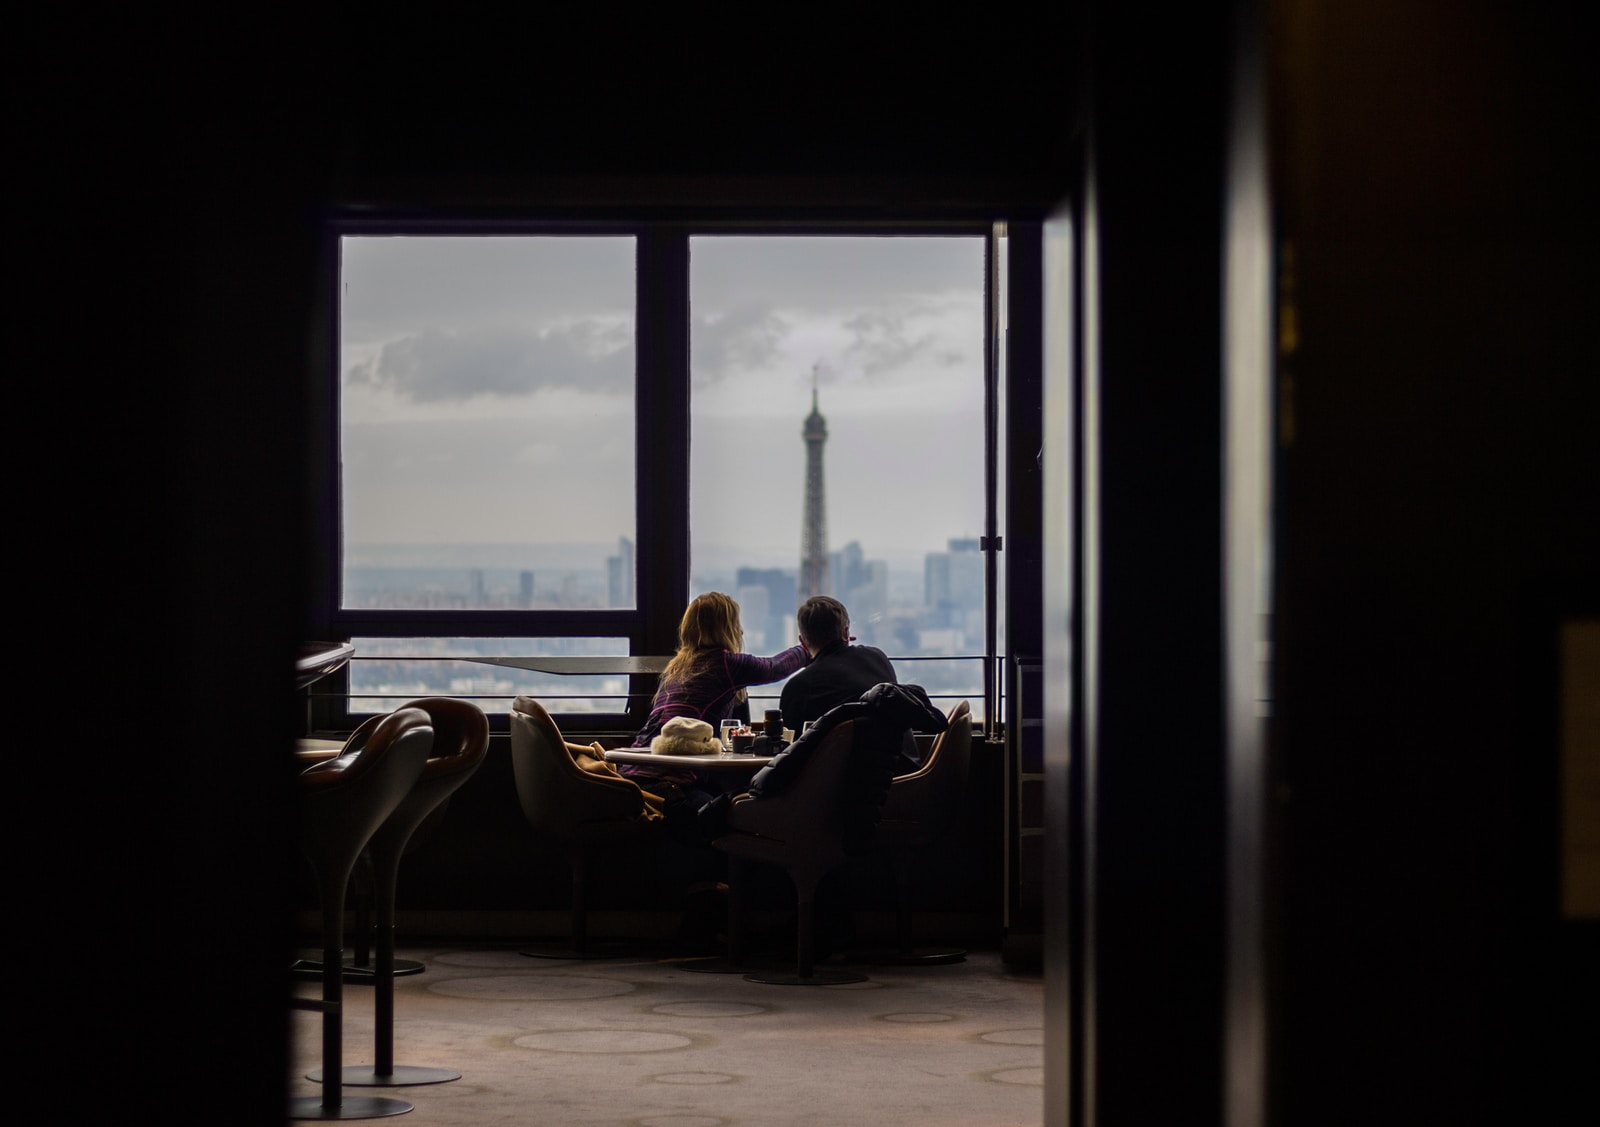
[714,720,865,984]
[292,706,433,1120]
[508,695,661,957]
[868,700,973,964]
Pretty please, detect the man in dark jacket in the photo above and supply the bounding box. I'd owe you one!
[780,596,899,730]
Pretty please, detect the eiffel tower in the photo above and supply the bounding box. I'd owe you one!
[799,377,829,598]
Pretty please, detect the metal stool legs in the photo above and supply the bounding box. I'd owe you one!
[308,832,458,1088]
[290,856,413,1119]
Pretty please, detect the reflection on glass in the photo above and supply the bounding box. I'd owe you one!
[347,637,632,714]
[339,236,637,610]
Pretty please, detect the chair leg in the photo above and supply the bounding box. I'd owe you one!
[728,854,747,967]
[670,855,748,974]
[794,873,819,979]
[741,866,866,987]
[351,856,373,970]
[290,861,414,1119]
[310,841,460,1089]
[857,849,967,967]
[894,852,913,956]
[571,847,588,953]
[318,890,344,1112]
[521,844,641,960]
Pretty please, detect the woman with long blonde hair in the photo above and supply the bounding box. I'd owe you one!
[619,591,807,825]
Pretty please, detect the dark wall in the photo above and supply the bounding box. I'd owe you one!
[323,10,1080,214]
[1270,3,1597,1123]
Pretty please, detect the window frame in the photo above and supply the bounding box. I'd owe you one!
[307,218,1003,737]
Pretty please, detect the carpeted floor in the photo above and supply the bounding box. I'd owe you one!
[288,944,1044,1126]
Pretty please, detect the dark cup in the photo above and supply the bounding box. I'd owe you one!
[763,709,786,751]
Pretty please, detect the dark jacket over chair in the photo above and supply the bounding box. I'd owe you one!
[747,681,948,855]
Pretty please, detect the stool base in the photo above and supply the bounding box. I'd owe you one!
[670,953,789,974]
[857,946,968,966]
[310,1065,460,1087]
[292,957,427,983]
[742,967,868,986]
[288,1094,413,1120]
[519,939,647,960]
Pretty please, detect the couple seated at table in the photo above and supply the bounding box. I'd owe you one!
[616,592,906,835]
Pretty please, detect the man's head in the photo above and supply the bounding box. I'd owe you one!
[796,596,850,655]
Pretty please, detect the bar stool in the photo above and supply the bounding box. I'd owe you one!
[291,707,433,1120]
[309,697,489,1090]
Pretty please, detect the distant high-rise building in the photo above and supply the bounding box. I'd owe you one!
[830,539,890,640]
[925,538,984,631]
[832,540,866,596]
[519,570,535,607]
[737,567,798,649]
[854,559,891,628]
[469,568,486,606]
[607,536,635,608]
[799,384,829,598]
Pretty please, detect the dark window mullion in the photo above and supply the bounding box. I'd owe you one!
[985,227,1002,733]
[632,227,692,727]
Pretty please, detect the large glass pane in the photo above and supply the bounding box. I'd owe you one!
[340,236,636,609]
[689,236,986,719]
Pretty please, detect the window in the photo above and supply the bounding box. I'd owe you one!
[689,236,989,717]
[340,235,637,611]
[317,225,1000,731]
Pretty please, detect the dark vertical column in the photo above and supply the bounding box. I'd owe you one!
[1007,224,1046,668]
[1080,2,1232,1123]
[305,227,344,733]
[634,228,691,723]
[1004,221,1048,967]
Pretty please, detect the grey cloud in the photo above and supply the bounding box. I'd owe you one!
[691,236,984,311]
[346,321,632,401]
[841,310,939,376]
[342,236,637,342]
[691,305,789,381]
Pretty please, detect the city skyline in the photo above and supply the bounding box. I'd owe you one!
[342,534,981,617]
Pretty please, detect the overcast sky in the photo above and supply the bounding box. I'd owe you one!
[341,235,986,572]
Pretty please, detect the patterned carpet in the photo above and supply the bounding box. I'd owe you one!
[288,944,1044,1126]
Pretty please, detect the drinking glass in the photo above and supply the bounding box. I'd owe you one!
[720,719,740,750]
